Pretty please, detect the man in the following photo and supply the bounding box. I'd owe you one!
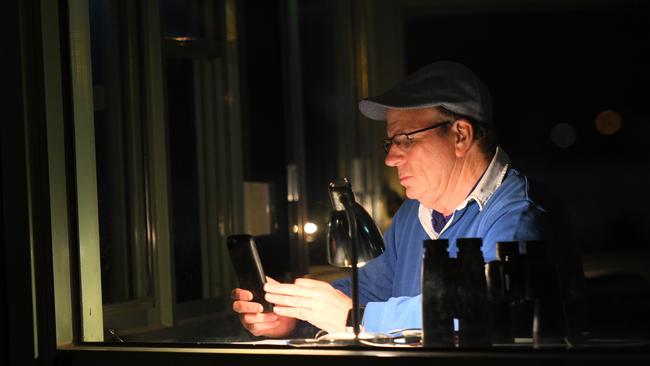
[232,61,579,337]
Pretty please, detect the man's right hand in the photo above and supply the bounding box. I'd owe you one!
[231,277,296,338]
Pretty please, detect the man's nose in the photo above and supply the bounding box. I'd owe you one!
[384,145,404,167]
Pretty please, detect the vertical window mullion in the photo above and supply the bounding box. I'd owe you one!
[68,0,105,342]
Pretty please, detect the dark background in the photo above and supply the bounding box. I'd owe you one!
[404,5,650,254]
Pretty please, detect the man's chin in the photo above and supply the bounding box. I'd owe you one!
[403,188,418,200]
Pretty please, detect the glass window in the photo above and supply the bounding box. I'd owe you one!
[90,0,152,305]
[165,58,204,303]
[162,0,207,39]
[60,0,650,352]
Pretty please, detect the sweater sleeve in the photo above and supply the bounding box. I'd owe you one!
[362,295,422,333]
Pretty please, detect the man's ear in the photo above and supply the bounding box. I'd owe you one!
[454,119,474,158]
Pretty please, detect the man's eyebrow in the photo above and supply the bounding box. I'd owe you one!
[386,130,405,140]
[386,121,409,137]
[388,124,423,138]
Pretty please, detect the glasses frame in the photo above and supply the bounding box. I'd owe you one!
[382,120,453,153]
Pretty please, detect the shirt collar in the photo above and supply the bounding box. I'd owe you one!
[418,146,510,238]
[456,145,510,212]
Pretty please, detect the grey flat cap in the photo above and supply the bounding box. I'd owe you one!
[359,61,492,123]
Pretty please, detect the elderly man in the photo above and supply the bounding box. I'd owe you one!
[232,61,579,338]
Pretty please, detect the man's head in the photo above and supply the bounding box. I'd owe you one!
[359,61,496,211]
[360,60,496,155]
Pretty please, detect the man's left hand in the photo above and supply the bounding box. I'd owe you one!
[264,278,352,334]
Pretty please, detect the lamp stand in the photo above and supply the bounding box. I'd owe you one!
[340,191,361,338]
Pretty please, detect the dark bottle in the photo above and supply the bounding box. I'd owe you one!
[496,241,524,303]
[486,260,513,344]
[456,238,490,347]
[522,240,565,346]
[522,240,546,300]
[497,241,533,340]
[422,239,454,348]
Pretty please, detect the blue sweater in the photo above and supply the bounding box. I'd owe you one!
[332,165,549,333]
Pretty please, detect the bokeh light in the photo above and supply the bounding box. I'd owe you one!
[549,123,577,148]
[304,222,318,234]
[595,110,622,135]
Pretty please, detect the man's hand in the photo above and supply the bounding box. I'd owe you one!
[231,277,296,338]
[264,278,352,334]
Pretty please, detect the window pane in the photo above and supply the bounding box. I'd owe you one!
[90,0,151,304]
[165,58,204,303]
[162,0,207,39]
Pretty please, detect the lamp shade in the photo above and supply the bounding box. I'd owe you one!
[326,179,384,268]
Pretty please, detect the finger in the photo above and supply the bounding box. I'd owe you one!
[231,288,253,301]
[265,276,279,284]
[265,293,312,308]
[249,320,281,334]
[273,305,314,321]
[264,283,318,298]
[293,278,327,288]
[242,312,278,324]
[232,300,263,314]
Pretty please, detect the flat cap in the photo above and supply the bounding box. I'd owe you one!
[359,61,492,123]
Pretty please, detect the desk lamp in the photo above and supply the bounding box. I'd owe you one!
[327,178,384,338]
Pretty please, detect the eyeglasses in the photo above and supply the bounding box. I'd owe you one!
[382,120,452,153]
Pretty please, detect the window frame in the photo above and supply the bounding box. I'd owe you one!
[47,0,245,342]
[25,0,650,364]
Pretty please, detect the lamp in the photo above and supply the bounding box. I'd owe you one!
[327,178,385,339]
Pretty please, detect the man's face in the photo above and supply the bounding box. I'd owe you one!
[384,108,457,207]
